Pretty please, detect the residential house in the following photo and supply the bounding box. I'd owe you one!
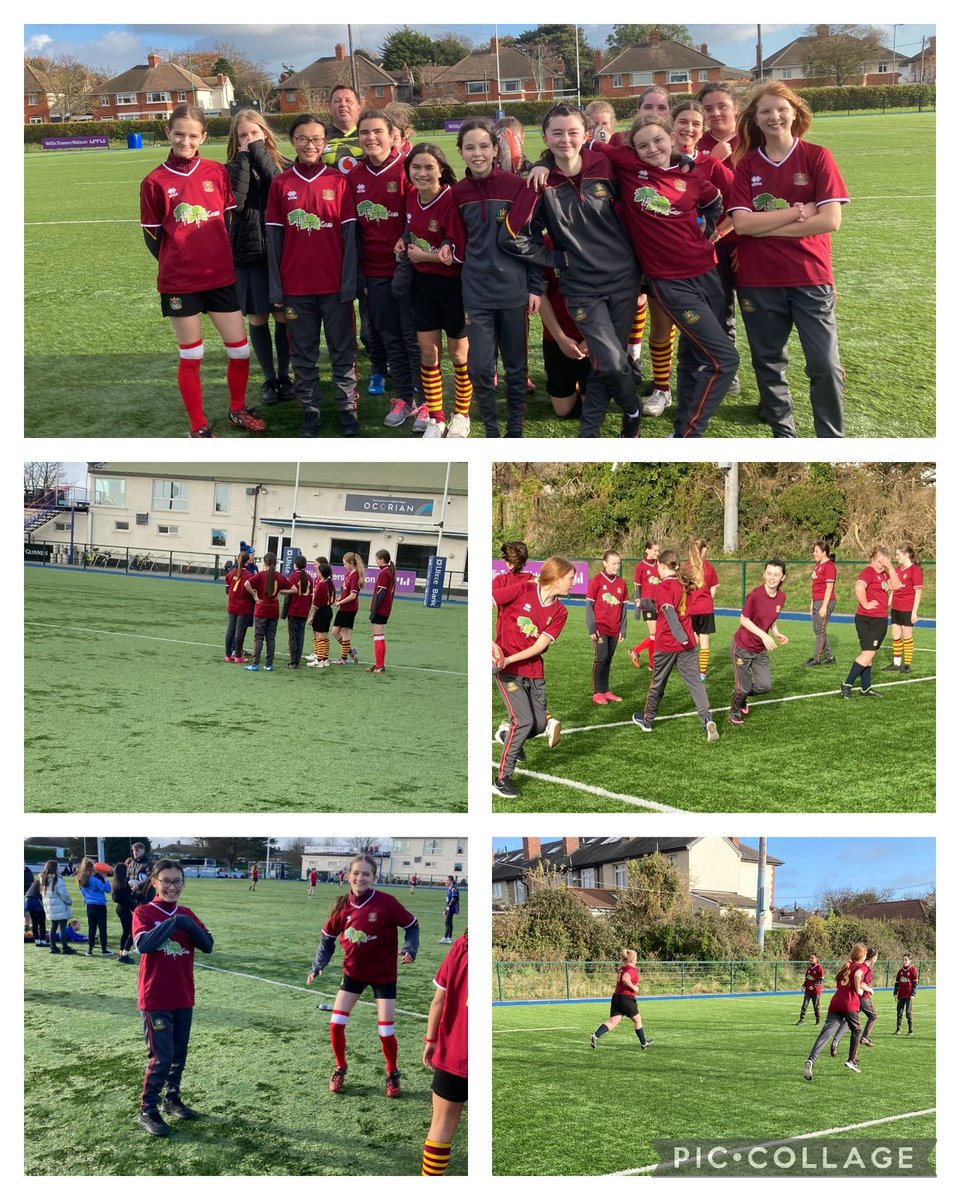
[97,53,234,121]
[756,28,900,86]
[492,836,781,926]
[423,39,564,105]
[24,62,54,124]
[301,838,468,885]
[849,899,930,923]
[899,37,935,84]
[278,45,396,113]
[596,32,726,99]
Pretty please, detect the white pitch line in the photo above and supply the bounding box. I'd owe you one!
[493,1026,578,1034]
[491,763,687,813]
[607,1108,937,1176]
[24,620,466,677]
[495,674,936,742]
[196,963,429,1019]
[25,219,140,225]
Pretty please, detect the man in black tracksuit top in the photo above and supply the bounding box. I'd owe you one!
[500,146,642,438]
[453,166,544,437]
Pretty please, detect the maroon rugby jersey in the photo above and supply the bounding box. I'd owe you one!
[683,559,718,616]
[829,960,865,1014]
[371,566,396,619]
[698,129,739,159]
[495,575,569,679]
[405,185,466,277]
[140,154,236,294]
[265,164,356,295]
[855,566,891,617]
[286,569,313,619]
[811,559,837,602]
[134,902,207,1010]
[247,569,291,619]
[803,962,825,994]
[728,140,849,287]
[892,563,923,611]
[432,935,468,1078]
[312,577,336,608]
[586,571,628,637]
[225,566,255,615]
[734,585,786,653]
[654,575,696,653]
[323,888,417,985]
[895,965,918,995]
[493,570,534,644]
[338,570,361,615]
[347,151,410,277]
[634,558,661,601]
[614,965,639,996]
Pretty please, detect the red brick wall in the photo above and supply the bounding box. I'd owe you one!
[598,67,722,98]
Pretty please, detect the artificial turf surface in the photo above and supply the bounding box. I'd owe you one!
[491,610,935,813]
[23,878,467,1175]
[24,112,934,438]
[492,991,935,1175]
[24,567,467,813]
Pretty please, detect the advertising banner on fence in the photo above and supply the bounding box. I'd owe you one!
[42,136,109,150]
[492,559,591,595]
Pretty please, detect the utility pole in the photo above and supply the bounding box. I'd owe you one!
[718,462,739,553]
[756,837,767,951]
[892,25,901,84]
[347,26,360,99]
[756,25,764,80]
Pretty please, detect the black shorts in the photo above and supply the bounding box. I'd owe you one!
[311,606,332,633]
[411,271,466,337]
[610,992,639,1019]
[340,974,397,1000]
[638,598,657,620]
[855,614,888,651]
[543,337,591,398]
[432,1067,468,1103]
[234,264,273,317]
[160,284,240,318]
[690,612,716,635]
[369,610,390,625]
[334,609,357,630]
[890,609,914,626]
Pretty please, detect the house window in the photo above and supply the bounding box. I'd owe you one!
[515,880,527,903]
[116,92,137,105]
[612,74,623,88]
[396,542,436,576]
[213,483,230,513]
[466,80,488,94]
[878,61,889,72]
[157,524,179,536]
[456,841,465,854]
[668,70,690,84]
[136,513,148,526]
[394,839,408,852]
[615,862,628,887]
[27,93,38,105]
[145,91,170,103]
[178,91,188,102]
[631,72,652,86]
[211,529,227,547]
[493,882,503,899]
[30,116,43,124]
[502,79,521,93]
[54,521,70,531]
[330,537,371,565]
[153,480,189,512]
[100,96,110,107]
[94,478,125,507]
[776,67,796,80]
[374,86,385,98]
[454,862,463,872]
[286,90,298,103]
[114,520,130,531]
[580,867,596,888]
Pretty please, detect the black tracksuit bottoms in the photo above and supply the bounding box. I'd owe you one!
[571,286,641,437]
[466,305,528,437]
[141,1008,193,1112]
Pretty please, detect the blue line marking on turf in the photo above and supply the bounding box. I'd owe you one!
[493,986,935,1006]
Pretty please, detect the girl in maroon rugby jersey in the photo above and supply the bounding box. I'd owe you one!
[884,543,924,673]
[630,540,661,670]
[307,854,419,1098]
[803,943,867,1079]
[307,559,335,668]
[332,552,364,666]
[586,550,628,704]
[420,931,468,1176]
[589,948,654,1052]
[242,551,291,672]
[729,559,789,726]
[132,860,213,1136]
[683,537,719,681]
[493,555,576,798]
[841,545,901,699]
[139,104,265,438]
[223,550,255,662]
[284,554,313,669]
[367,549,396,673]
[806,538,837,666]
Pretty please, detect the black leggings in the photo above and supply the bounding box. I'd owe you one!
[87,903,108,951]
[117,907,134,954]
[29,910,47,941]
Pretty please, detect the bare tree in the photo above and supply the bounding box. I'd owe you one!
[24,462,63,496]
[815,886,894,915]
[44,54,107,120]
[801,24,884,85]
[233,60,277,112]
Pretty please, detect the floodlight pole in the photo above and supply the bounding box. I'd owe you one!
[718,462,739,552]
[574,25,581,105]
[291,462,301,547]
[756,837,767,951]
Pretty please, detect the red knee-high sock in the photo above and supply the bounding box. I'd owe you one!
[379,1024,398,1072]
[330,1016,348,1069]
[178,341,206,431]
[375,635,386,669]
[225,340,251,412]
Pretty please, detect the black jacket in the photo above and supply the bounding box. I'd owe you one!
[225,141,289,267]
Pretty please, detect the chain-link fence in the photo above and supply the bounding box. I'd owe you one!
[492,958,936,1001]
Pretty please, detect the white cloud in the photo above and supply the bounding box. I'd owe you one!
[24,33,53,54]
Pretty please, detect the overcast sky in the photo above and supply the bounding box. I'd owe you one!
[493,838,936,904]
[24,22,935,77]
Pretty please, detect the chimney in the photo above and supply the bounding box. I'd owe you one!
[700,43,708,56]
[815,25,829,39]
[649,29,660,48]
[147,53,161,69]
[730,837,740,846]
[490,36,497,54]
[522,837,541,861]
[562,837,579,856]
[335,43,346,61]
[594,49,603,72]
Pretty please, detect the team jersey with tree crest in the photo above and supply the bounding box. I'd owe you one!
[596,143,722,280]
[133,902,208,1010]
[140,154,237,294]
[586,571,628,636]
[495,575,569,679]
[405,185,467,277]
[895,964,918,995]
[804,963,825,994]
[728,139,849,287]
[322,889,417,984]
[265,164,356,295]
[371,566,396,619]
[653,576,696,653]
[338,569,361,615]
[698,129,739,159]
[811,558,837,602]
[892,563,923,611]
[734,585,787,653]
[433,935,468,1078]
[856,566,892,616]
[347,151,411,277]
[634,558,661,601]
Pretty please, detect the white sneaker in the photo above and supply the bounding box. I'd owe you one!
[495,721,510,745]
[306,660,321,668]
[642,388,672,417]
[421,418,446,438]
[318,660,330,668]
[544,717,562,747]
[446,412,470,438]
[412,403,430,433]
[306,654,317,663]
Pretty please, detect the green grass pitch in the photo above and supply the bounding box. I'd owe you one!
[492,992,935,1175]
[492,610,935,813]
[24,112,934,438]
[23,878,467,1175]
[24,567,466,813]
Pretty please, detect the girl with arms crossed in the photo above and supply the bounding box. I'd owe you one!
[307,854,419,1097]
[368,549,396,673]
[332,552,364,665]
[885,544,923,673]
[841,546,901,699]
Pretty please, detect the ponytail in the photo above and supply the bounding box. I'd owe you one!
[231,551,250,591]
[295,555,310,595]
[688,538,706,589]
[263,551,277,598]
